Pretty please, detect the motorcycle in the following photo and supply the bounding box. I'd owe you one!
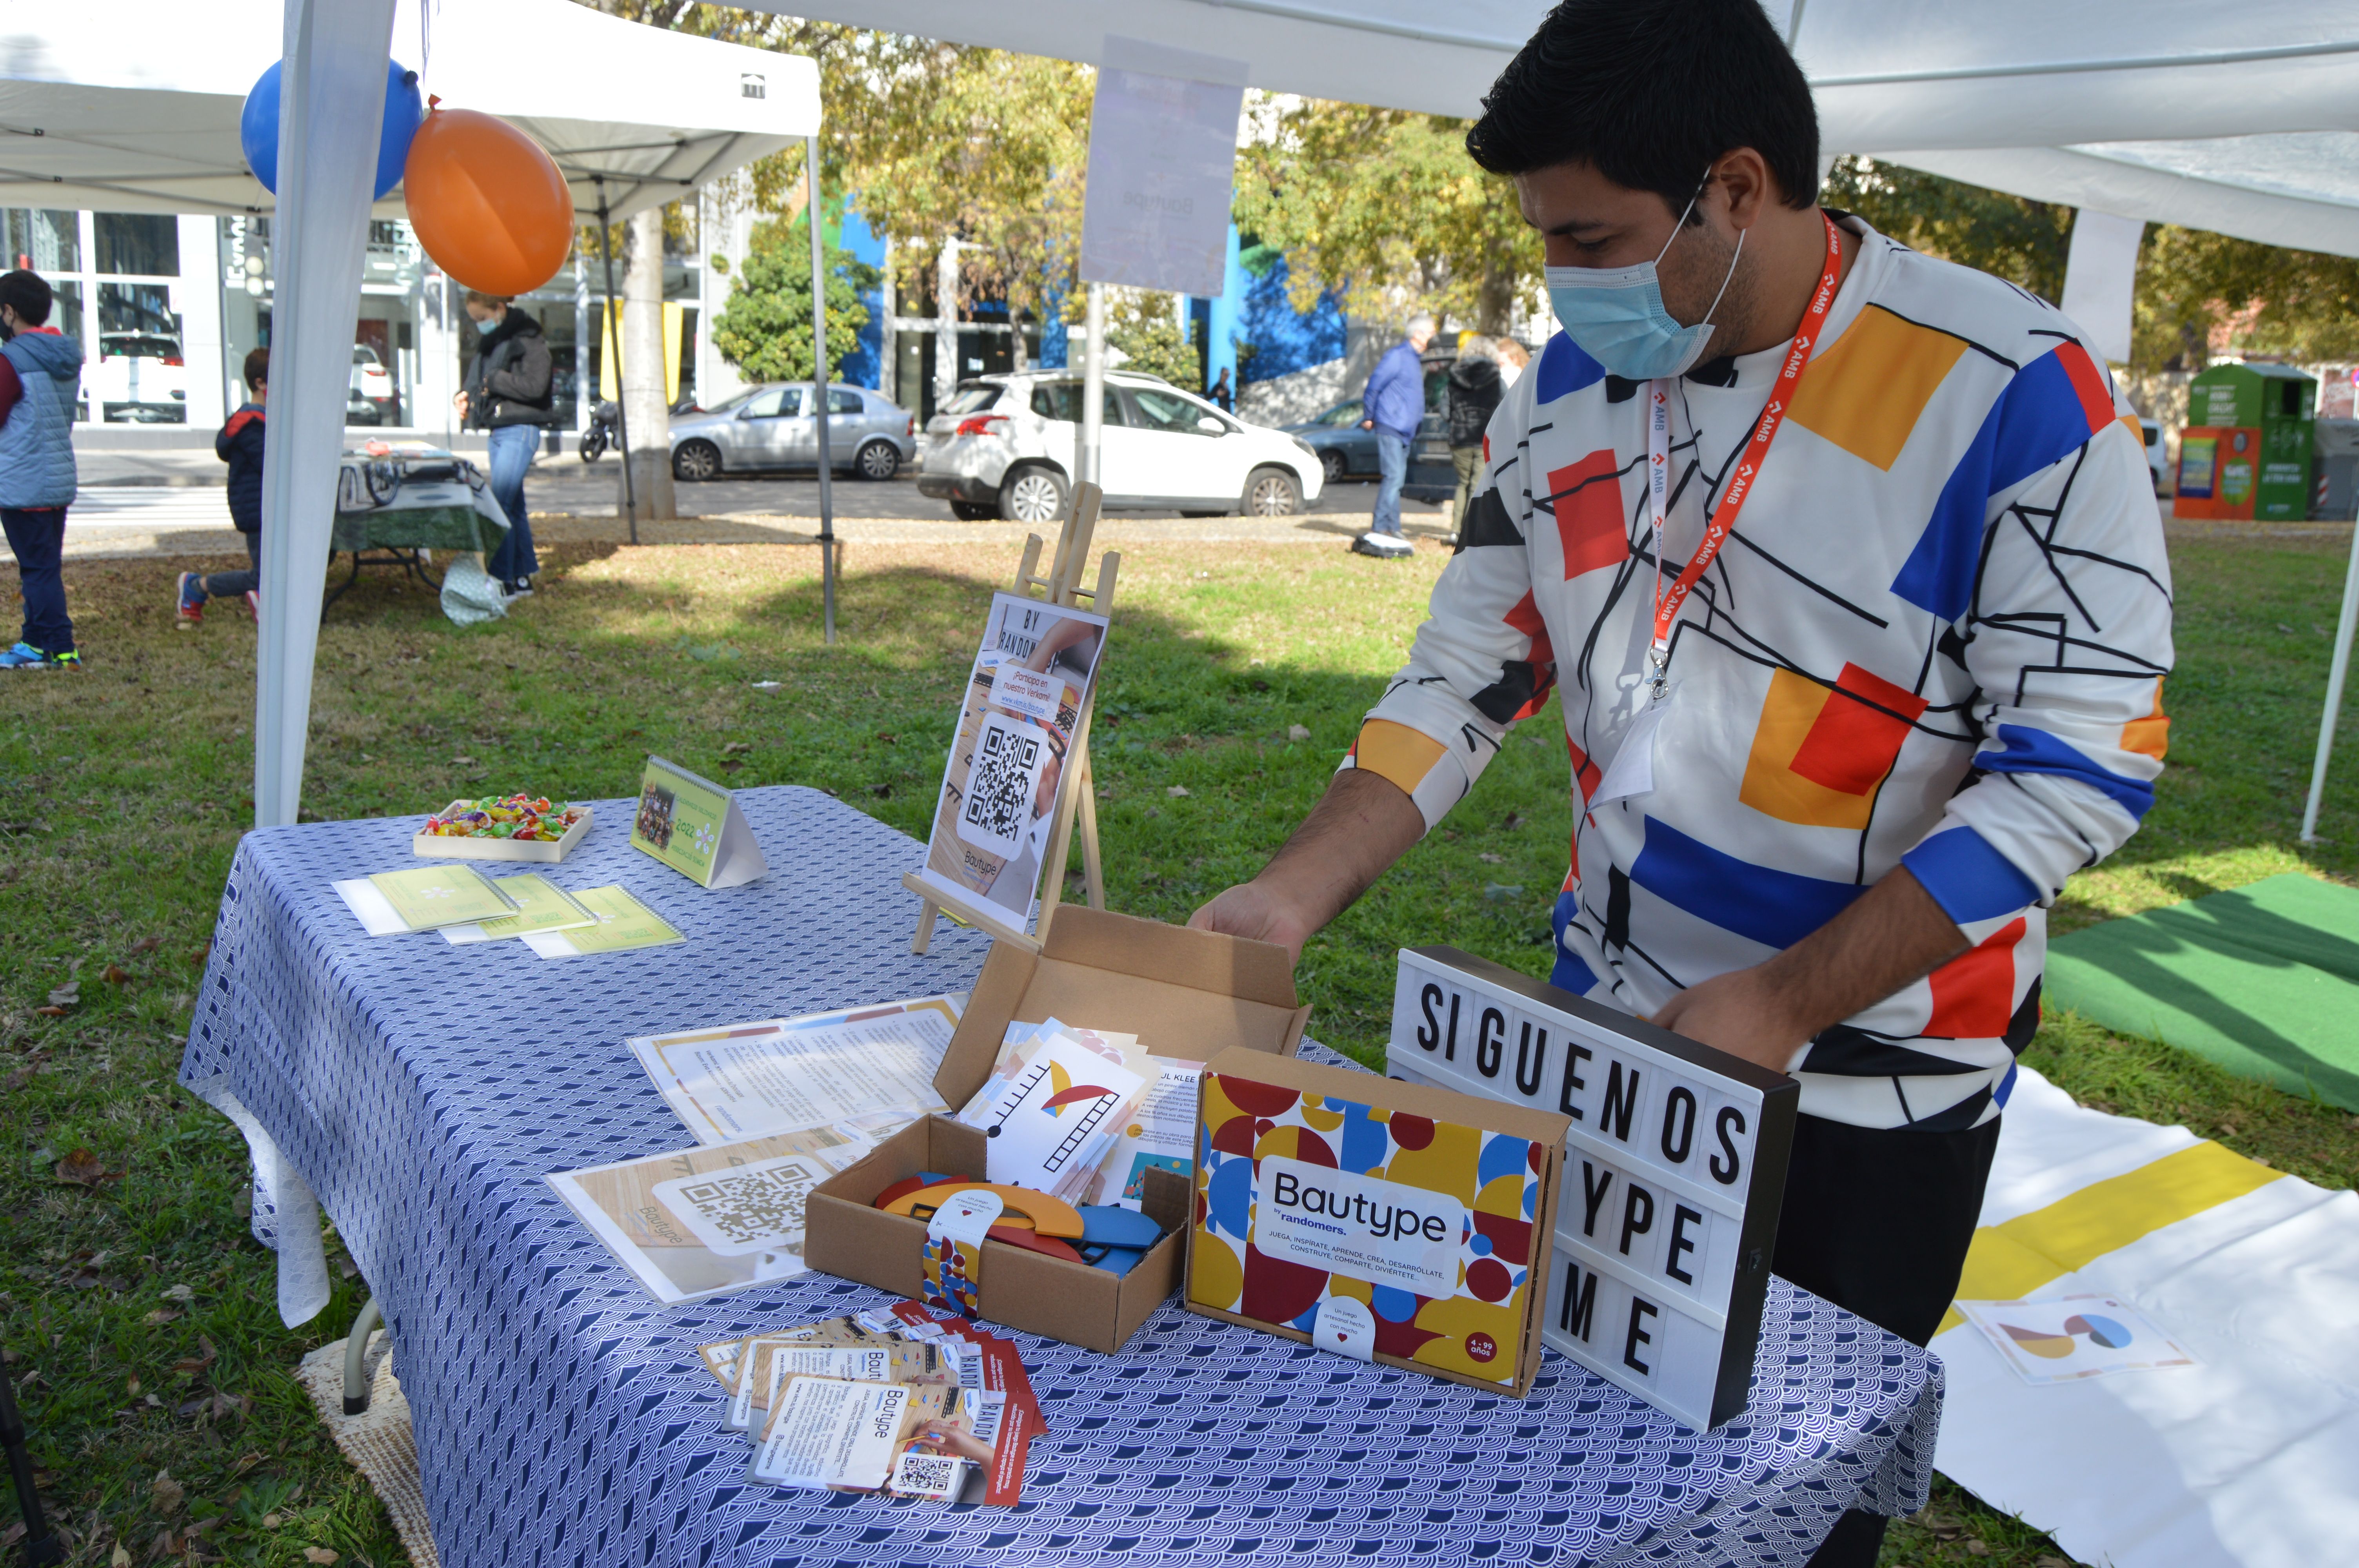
[578,399,621,461]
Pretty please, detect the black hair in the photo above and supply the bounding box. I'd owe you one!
[0,269,53,327]
[1466,0,1819,215]
[243,347,270,389]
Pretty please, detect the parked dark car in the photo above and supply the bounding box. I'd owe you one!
[1279,398,1456,502]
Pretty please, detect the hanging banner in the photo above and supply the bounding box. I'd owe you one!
[1078,36,1249,298]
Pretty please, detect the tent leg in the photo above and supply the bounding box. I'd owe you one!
[596,187,638,547]
[2301,514,2359,842]
[806,134,836,646]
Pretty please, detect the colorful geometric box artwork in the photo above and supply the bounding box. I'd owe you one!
[1386,947,1797,1430]
[1185,1046,1570,1397]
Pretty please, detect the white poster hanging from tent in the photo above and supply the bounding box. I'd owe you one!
[1077,35,1248,297]
[2059,208,2144,367]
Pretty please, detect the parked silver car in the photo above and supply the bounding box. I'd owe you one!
[667,383,916,481]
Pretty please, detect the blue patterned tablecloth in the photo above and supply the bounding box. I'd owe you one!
[182,786,1939,1568]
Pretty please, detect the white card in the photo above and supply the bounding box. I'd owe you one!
[1592,684,1676,807]
[1956,1295,2197,1385]
[964,1033,1146,1191]
[332,878,409,937]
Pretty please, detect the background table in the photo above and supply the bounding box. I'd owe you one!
[323,450,511,616]
[181,788,1940,1567]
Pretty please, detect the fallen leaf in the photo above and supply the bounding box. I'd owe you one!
[110,1545,131,1568]
[33,1005,64,1018]
[717,759,744,774]
[45,981,77,1007]
[55,1149,120,1187]
[1499,811,1524,831]
[151,1471,184,1515]
[143,1309,180,1326]
[450,755,477,766]
[1287,724,1311,741]
[103,964,132,984]
[162,1284,194,1302]
[1167,785,1191,798]
[304,1549,340,1565]
[262,1514,281,1530]
[2251,1155,2272,1167]
[231,1453,263,1475]
[1964,1542,1990,1559]
[722,740,752,755]
[1478,852,1505,864]
[1,1525,22,1550]
[129,936,163,954]
[867,783,891,798]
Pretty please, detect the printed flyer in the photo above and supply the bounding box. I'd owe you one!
[916,592,1109,930]
[627,995,965,1145]
[545,1123,883,1303]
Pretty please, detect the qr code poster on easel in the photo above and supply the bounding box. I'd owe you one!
[917,592,1109,929]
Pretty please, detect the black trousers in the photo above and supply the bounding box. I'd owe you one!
[1773,1111,2002,1568]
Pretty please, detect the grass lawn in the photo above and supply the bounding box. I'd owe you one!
[4,528,2356,1566]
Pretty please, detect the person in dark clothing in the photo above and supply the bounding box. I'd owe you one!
[178,347,270,628]
[1209,367,1234,412]
[455,291,556,594]
[0,268,84,669]
[1445,334,1503,530]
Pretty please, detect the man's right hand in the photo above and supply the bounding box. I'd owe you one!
[1186,766,1426,967]
[1189,880,1318,964]
[1359,418,1374,430]
[453,391,469,417]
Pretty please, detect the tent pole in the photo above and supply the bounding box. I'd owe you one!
[2300,510,2359,841]
[1080,281,1105,487]
[596,183,638,546]
[806,134,835,645]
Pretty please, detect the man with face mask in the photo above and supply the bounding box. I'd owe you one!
[1191,3,2171,1561]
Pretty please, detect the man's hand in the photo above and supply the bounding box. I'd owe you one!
[1650,866,1971,1075]
[453,390,469,418]
[1189,767,1425,965]
[1359,418,1374,430]
[1189,880,1319,962]
[1652,969,1811,1074]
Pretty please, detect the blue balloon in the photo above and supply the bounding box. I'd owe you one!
[241,59,423,200]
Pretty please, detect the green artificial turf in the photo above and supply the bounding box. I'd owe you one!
[3,531,2356,1567]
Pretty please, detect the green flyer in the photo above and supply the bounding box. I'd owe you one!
[631,756,767,888]
[471,875,596,938]
[367,864,518,931]
[545,886,685,956]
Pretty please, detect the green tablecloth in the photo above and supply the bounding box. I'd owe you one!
[331,452,510,555]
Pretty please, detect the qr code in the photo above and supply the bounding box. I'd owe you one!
[889,1450,965,1499]
[652,1156,824,1256]
[957,713,1043,856]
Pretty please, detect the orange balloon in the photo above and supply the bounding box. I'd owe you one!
[403,107,572,296]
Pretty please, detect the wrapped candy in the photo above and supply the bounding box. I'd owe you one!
[424,793,585,842]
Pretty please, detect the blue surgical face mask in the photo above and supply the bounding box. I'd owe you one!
[1545,181,1743,381]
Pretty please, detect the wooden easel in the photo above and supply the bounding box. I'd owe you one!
[906,482,1120,954]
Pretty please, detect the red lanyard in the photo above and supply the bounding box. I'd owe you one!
[1645,212,1843,690]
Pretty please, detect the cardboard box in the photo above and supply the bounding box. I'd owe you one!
[804,907,1309,1353]
[1183,1047,1570,1397]
[413,801,592,862]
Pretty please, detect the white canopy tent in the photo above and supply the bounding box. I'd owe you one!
[0,0,818,828]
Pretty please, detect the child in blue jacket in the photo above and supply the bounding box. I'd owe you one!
[178,348,269,627]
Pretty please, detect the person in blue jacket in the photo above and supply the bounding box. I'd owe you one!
[178,347,270,628]
[1353,312,1434,559]
[0,269,83,668]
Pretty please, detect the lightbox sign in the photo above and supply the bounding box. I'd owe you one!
[1386,947,1796,1430]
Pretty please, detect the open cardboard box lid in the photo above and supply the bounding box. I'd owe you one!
[932,906,1309,1110]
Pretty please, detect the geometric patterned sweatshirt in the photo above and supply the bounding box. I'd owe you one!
[1347,216,2174,1131]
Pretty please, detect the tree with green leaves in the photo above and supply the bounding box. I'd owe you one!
[1233,98,1536,334]
[1825,155,2359,371]
[709,216,878,381]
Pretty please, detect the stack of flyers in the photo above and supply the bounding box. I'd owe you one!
[956,1019,1204,1210]
[696,1303,1043,1504]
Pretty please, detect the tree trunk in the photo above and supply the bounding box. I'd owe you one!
[621,205,676,521]
[1476,234,1515,337]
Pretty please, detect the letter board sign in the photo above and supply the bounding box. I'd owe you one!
[1385,946,1796,1429]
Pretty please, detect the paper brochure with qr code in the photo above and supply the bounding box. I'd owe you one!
[916,591,1109,930]
[546,1122,891,1304]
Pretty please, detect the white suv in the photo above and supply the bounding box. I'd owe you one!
[916,370,1325,523]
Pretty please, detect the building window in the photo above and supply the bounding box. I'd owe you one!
[95,212,178,278]
[3,209,80,274]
